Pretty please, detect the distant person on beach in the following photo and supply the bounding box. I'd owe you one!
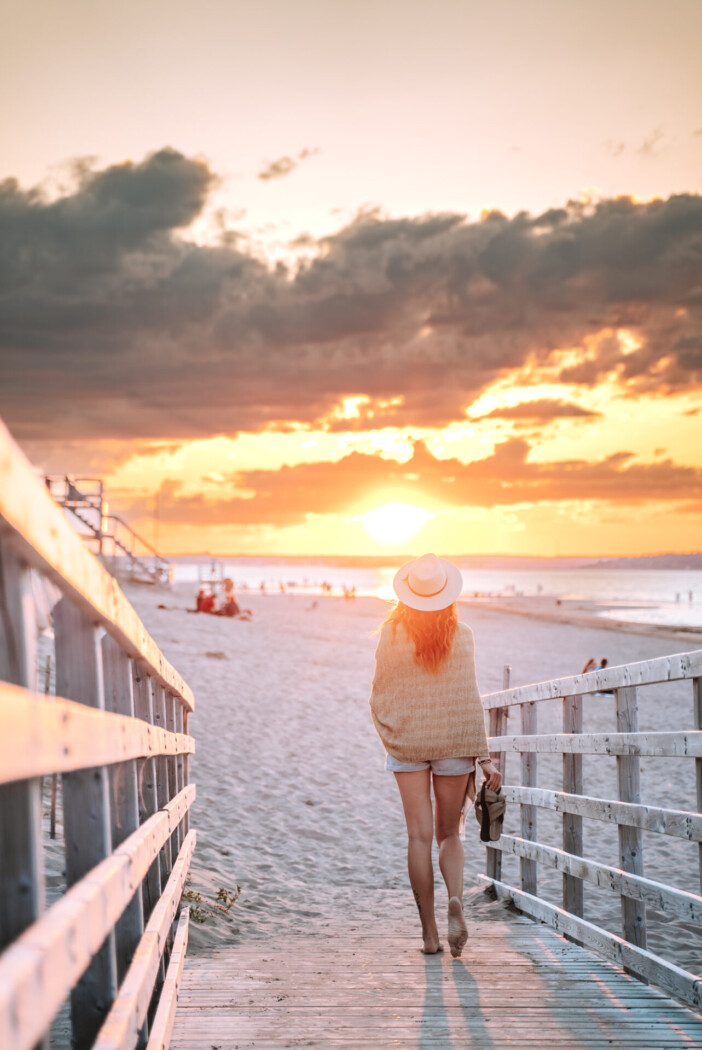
[582,657,596,674]
[193,589,215,613]
[369,554,501,958]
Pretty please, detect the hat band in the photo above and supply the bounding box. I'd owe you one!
[407,578,447,599]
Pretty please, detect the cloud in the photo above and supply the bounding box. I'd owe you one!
[637,127,664,156]
[471,399,600,422]
[123,440,702,528]
[1,147,702,442]
[258,147,319,181]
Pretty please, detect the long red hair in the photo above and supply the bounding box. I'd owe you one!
[382,601,458,673]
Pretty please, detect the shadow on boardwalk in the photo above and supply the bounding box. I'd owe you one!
[170,911,702,1049]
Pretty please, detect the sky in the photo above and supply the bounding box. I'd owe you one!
[1,0,701,557]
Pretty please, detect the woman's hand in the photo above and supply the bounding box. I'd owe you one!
[481,762,503,792]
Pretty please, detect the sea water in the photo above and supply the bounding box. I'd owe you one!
[172,560,702,629]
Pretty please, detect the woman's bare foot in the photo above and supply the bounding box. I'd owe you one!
[447,896,468,958]
[421,936,444,955]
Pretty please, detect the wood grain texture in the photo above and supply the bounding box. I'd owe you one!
[482,649,702,710]
[168,918,702,1049]
[0,790,195,1050]
[615,686,647,956]
[0,681,196,784]
[0,545,45,953]
[481,878,700,1011]
[145,908,189,1050]
[520,700,538,895]
[503,785,702,840]
[562,693,584,918]
[93,834,195,1050]
[0,419,193,710]
[488,728,702,756]
[492,834,702,923]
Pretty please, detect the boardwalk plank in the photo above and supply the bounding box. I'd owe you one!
[170,918,702,1050]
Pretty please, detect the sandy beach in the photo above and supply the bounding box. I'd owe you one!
[108,582,702,978]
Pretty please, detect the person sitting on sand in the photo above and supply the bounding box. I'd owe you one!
[218,596,241,617]
[193,588,216,613]
[369,553,502,958]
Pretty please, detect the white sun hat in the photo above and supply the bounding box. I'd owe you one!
[393,553,464,611]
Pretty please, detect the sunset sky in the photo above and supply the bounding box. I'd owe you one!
[1,0,701,556]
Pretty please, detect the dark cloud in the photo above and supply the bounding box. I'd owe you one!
[1,147,702,441]
[472,399,600,422]
[123,440,702,528]
[258,148,319,181]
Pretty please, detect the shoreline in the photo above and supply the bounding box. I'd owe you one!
[160,581,702,645]
[457,594,702,644]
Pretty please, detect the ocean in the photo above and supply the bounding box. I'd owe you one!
[172,560,702,630]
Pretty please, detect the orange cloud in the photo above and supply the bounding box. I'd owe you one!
[121,440,702,528]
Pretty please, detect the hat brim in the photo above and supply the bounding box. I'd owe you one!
[393,558,464,611]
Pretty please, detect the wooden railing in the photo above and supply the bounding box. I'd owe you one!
[0,419,196,1050]
[480,651,702,1010]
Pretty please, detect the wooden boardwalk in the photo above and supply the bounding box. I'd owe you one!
[171,914,702,1049]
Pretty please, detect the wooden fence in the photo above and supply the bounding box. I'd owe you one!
[0,418,196,1050]
[481,650,702,1009]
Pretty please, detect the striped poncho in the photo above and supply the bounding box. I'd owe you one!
[369,620,489,762]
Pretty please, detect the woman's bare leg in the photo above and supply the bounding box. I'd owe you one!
[393,771,442,953]
[433,772,470,957]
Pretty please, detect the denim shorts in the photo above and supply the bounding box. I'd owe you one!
[385,754,473,775]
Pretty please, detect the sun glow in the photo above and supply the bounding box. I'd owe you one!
[359,502,434,546]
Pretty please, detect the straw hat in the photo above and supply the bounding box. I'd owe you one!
[392,553,463,612]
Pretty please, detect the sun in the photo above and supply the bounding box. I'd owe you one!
[360,503,433,546]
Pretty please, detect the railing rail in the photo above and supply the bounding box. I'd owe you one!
[479,650,702,1010]
[0,418,196,1050]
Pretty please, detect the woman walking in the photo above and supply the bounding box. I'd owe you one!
[369,553,502,957]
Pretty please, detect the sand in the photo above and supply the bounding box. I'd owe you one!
[112,584,702,975]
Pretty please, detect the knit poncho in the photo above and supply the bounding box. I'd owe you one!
[369,620,489,762]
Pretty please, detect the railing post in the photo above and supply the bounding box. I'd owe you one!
[615,685,647,962]
[520,699,538,895]
[693,677,702,894]
[562,693,584,917]
[175,702,187,843]
[165,691,180,861]
[152,683,173,882]
[0,543,45,953]
[132,664,162,923]
[132,665,166,1012]
[54,598,118,1050]
[486,664,510,882]
[102,636,145,985]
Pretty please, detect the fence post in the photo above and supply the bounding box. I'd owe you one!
[54,598,118,1049]
[486,665,510,882]
[175,702,187,845]
[615,685,647,963]
[152,683,173,883]
[0,544,45,955]
[102,635,145,986]
[165,691,180,861]
[520,699,538,895]
[562,693,584,917]
[693,677,702,894]
[132,664,162,923]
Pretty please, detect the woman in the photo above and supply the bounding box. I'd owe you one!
[369,553,502,957]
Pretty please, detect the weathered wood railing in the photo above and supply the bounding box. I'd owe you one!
[0,419,196,1050]
[480,650,702,1010]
